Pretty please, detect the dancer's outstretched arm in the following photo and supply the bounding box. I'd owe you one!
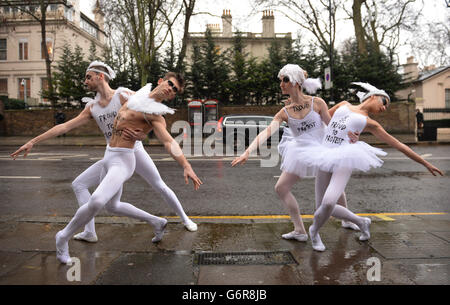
[10,107,92,159]
[231,110,285,167]
[365,118,443,176]
[151,115,203,190]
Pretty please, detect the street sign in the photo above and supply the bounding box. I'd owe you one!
[324,67,332,89]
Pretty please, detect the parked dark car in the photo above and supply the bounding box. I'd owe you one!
[215,114,286,151]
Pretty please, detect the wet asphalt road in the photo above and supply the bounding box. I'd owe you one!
[0,144,449,218]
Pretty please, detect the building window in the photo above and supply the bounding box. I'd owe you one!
[19,39,28,60]
[41,39,53,60]
[65,7,74,21]
[47,4,58,11]
[41,78,49,101]
[80,17,99,39]
[446,89,450,109]
[18,78,31,100]
[0,39,6,60]
[0,79,7,95]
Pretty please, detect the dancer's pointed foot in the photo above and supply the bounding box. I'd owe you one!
[309,226,326,252]
[152,218,168,243]
[341,220,360,231]
[183,219,198,232]
[282,231,308,242]
[73,231,98,243]
[359,217,371,241]
[56,231,72,264]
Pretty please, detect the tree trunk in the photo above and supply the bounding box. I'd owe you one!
[352,0,367,55]
[39,4,56,108]
[176,0,195,73]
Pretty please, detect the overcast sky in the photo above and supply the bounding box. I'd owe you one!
[81,0,449,66]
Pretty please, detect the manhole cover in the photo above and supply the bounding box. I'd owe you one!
[194,251,297,266]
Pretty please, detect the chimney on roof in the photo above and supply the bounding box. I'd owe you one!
[262,10,274,38]
[222,9,232,37]
[402,56,419,81]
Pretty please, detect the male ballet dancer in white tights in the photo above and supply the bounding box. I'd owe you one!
[11,62,199,244]
[51,72,202,263]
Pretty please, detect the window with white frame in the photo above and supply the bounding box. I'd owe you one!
[80,17,98,39]
[19,39,28,60]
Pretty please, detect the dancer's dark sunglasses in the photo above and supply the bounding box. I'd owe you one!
[380,96,389,107]
[281,76,290,83]
[167,80,179,94]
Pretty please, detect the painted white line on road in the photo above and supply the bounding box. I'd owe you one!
[0,176,41,179]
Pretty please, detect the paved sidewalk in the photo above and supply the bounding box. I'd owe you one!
[0,214,448,285]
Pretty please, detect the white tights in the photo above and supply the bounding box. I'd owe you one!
[311,168,366,235]
[274,171,349,234]
[58,147,164,245]
[72,142,190,234]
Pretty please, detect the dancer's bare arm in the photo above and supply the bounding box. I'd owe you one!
[121,128,147,141]
[231,110,285,167]
[365,118,443,176]
[151,115,203,190]
[10,107,92,159]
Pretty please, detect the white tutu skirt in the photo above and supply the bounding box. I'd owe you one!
[278,128,293,156]
[280,137,321,178]
[298,141,387,173]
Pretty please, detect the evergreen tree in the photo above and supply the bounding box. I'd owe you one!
[227,32,252,105]
[88,41,101,62]
[341,41,404,102]
[53,45,90,108]
[201,29,230,103]
[185,43,204,100]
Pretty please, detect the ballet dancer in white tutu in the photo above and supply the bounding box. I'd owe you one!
[232,64,360,242]
[299,82,443,251]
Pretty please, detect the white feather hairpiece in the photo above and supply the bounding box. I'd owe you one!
[278,64,322,94]
[351,82,390,103]
[302,78,322,94]
[126,83,175,115]
[87,61,116,80]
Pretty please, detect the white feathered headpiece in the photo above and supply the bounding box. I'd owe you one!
[278,64,322,94]
[351,82,390,103]
[86,61,116,80]
[127,83,175,116]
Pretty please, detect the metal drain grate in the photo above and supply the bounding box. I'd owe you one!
[194,251,298,266]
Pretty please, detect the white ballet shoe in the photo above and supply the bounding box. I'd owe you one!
[309,226,326,252]
[56,231,72,265]
[282,231,308,242]
[73,231,98,243]
[152,218,168,243]
[183,219,198,232]
[359,217,372,241]
[341,221,360,231]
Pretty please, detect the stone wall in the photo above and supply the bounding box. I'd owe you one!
[0,102,416,136]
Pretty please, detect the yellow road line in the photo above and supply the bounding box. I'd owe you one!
[163,212,447,221]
